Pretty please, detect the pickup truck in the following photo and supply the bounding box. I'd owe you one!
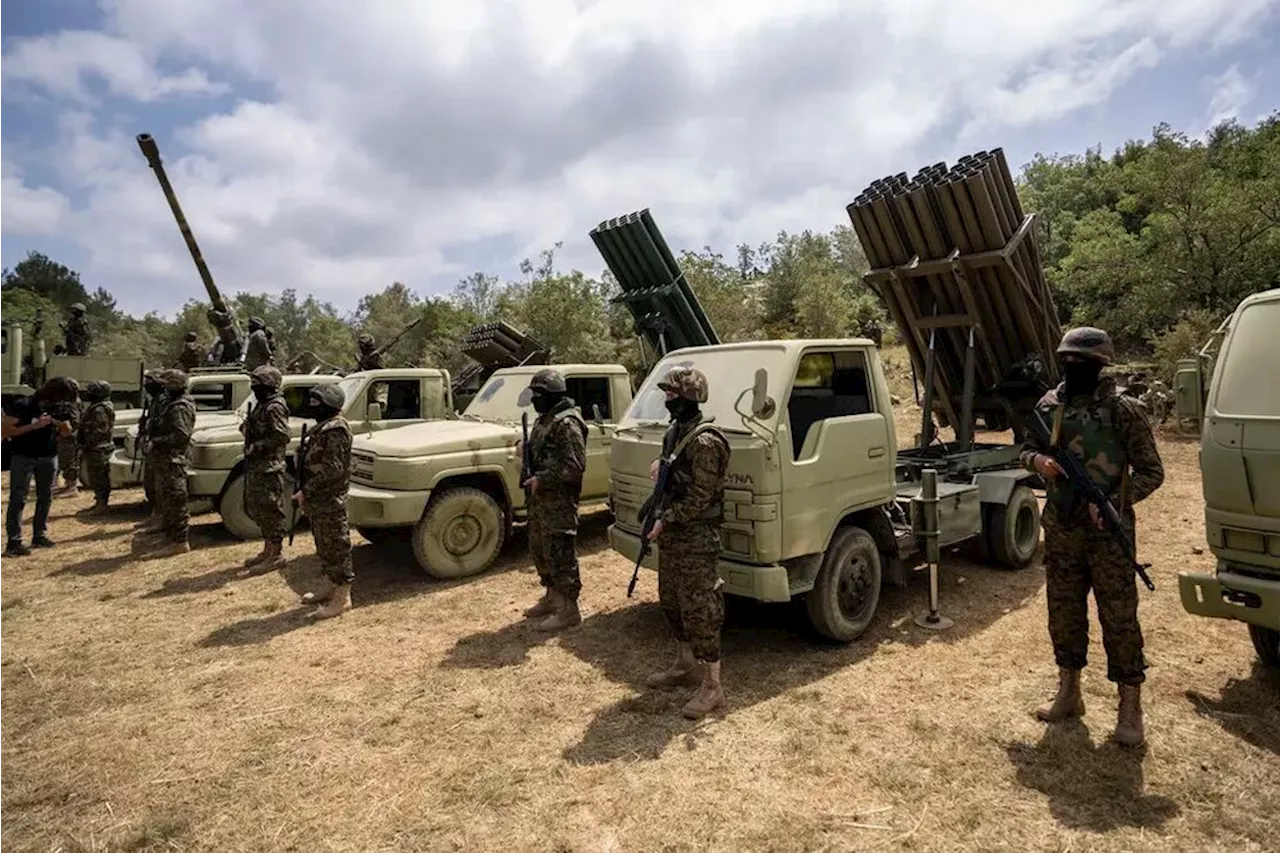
[187,368,452,539]
[607,340,1041,642]
[347,364,632,580]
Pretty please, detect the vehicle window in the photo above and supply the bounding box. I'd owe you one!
[566,376,612,422]
[192,382,234,412]
[786,350,873,459]
[1213,300,1280,418]
[371,380,422,420]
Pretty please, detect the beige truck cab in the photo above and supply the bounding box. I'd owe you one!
[1178,287,1280,667]
[186,368,452,539]
[347,364,632,580]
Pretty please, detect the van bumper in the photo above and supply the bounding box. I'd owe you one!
[107,450,144,488]
[608,524,793,602]
[187,467,228,499]
[1179,567,1280,630]
[347,483,432,528]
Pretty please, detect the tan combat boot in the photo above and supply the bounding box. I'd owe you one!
[1034,668,1085,722]
[645,642,699,689]
[524,587,556,619]
[151,539,191,558]
[682,660,724,720]
[242,540,285,576]
[86,498,109,515]
[1114,684,1146,748]
[137,513,164,533]
[537,592,581,631]
[310,584,352,619]
[301,577,336,605]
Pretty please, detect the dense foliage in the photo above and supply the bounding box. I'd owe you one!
[4,115,1275,381]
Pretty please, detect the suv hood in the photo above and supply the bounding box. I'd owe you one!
[354,418,516,458]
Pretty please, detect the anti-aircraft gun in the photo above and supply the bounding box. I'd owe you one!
[136,132,244,365]
[450,322,550,411]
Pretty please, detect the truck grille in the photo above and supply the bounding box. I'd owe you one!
[351,451,376,483]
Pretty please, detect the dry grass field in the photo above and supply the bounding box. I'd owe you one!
[2,366,1277,852]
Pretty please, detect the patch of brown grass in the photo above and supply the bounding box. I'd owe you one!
[2,428,1277,852]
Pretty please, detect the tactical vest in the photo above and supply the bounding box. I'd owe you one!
[1039,387,1130,511]
[530,405,588,474]
[662,418,729,523]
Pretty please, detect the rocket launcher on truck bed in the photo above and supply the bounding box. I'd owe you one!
[847,149,1063,443]
[450,321,550,410]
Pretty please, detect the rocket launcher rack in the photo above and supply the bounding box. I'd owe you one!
[590,209,719,360]
[848,149,1062,443]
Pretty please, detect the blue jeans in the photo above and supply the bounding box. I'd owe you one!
[6,455,58,544]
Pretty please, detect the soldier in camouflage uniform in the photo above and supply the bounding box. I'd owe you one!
[78,380,116,513]
[294,384,354,619]
[239,366,292,575]
[243,316,273,372]
[644,366,732,720]
[356,334,385,371]
[1020,327,1165,748]
[520,369,589,631]
[139,369,196,556]
[64,303,91,356]
[137,371,168,531]
[176,331,204,370]
[49,377,83,497]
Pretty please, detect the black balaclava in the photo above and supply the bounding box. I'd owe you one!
[665,396,699,422]
[310,394,339,421]
[252,383,274,402]
[166,387,185,400]
[1061,358,1104,399]
[531,390,564,415]
[144,379,162,398]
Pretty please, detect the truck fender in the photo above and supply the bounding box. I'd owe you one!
[424,465,514,520]
[789,507,900,592]
[213,456,299,513]
[975,469,1037,506]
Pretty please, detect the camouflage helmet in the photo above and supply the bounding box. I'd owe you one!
[309,383,345,410]
[658,365,709,403]
[185,330,198,342]
[248,316,265,331]
[85,380,112,401]
[70,302,86,313]
[160,369,189,391]
[527,368,567,395]
[1056,326,1114,365]
[249,365,283,389]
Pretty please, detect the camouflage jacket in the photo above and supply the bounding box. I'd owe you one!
[530,398,587,498]
[148,393,197,462]
[357,351,385,372]
[659,417,730,526]
[177,343,204,370]
[301,416,352,504]
[1019,377,1164,522]
[241,393,291,471]
[243,330,273,372]
[78,400,115,453]
[49,398,83,432]
[65,316,91,355]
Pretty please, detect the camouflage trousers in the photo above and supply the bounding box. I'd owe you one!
[143,457,157,507]
[57,435,80,488]
[151,458,190,544]
[245,464,286,544]
[82,449,112,502]
[528,497,581,601]
[657,521,724,662]
[1043,511,1147,685]
[308,496,353,585]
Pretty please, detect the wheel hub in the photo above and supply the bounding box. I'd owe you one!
[443,514,483,556]
[838,556,871,619]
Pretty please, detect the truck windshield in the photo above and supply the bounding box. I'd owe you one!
[618,346,794,431]
[463,374,531,422]
[1213,299,1280,418]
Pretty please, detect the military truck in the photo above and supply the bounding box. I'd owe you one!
[187,367,452,539]
[347,364,632,578]
[1176,287,1280,667]
[602,153,1055,642]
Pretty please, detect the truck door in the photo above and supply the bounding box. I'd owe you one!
[363,378,428,434]
[566,374,616,499]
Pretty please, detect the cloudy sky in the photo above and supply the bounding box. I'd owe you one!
[3,0,1277,318]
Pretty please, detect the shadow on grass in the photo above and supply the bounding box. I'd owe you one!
[1186,659,1280,756]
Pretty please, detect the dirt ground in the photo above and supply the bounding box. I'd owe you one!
[2,396,1277,852]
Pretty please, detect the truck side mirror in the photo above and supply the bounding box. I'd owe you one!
[367,401,384,422]
[592,403,604,425]
[751,368,776,418]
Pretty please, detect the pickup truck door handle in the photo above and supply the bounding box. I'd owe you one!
[867,446,886,458]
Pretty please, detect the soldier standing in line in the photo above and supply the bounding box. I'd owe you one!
[1020,327,1165,748]
[643,366,731,720]
[49,377,83,497]
[78,380,116,514]
[239,366,291,575]
[520,369,588,631]
[243,317,273,372]
[137,371,168,532]
[176,331,204,370]
[63,303,91,355]
[293,385,354,619]
[139,369,196,557]
[356,334,385,372]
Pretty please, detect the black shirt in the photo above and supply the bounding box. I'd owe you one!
[3,395,58,458]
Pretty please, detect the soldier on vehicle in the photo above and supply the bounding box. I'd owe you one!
[293,384,354,619]
[643,366,731,720]
[176,331,204,370]
[356,334,385,372]
[78,380,116,514]
[520,368,588,631]
[63,303,91,355]
[139,369,196,557]
[48,377,83,498]
[243,317,273,372]
[239,366,292,576]
[1020,327,1165,748]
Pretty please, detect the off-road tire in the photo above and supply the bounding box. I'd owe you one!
[805,526,882,643]
[1249,625,1280,668]
[989,485,1041,569]
[412,486,506,580]
[219,471,298,541]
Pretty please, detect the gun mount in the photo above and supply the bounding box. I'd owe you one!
[590,209,718,363]
[848,149,1063,445]
[136,132,244,365]
[451,321,550,411]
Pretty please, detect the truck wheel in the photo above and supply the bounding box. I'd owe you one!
[805,526,882,643]
[219,472,298,541]
[988,485,1040,569]
[412,487,506,580]
[1250,625,1280,668]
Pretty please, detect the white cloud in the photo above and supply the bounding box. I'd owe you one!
[2,0,1277,316]
[1203,65,1257,130]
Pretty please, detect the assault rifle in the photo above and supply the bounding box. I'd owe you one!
[132,393,156,473]
[520,411,534,502]
[1027,408,1156,591]
[242,400,254,518]
[288,423,310,546]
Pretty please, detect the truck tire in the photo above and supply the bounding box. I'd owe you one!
[412,486,506,581]
[988,485,1040,570]
[805,526,882,643]
[218,472,299,541]
[1250,625,1280,668]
